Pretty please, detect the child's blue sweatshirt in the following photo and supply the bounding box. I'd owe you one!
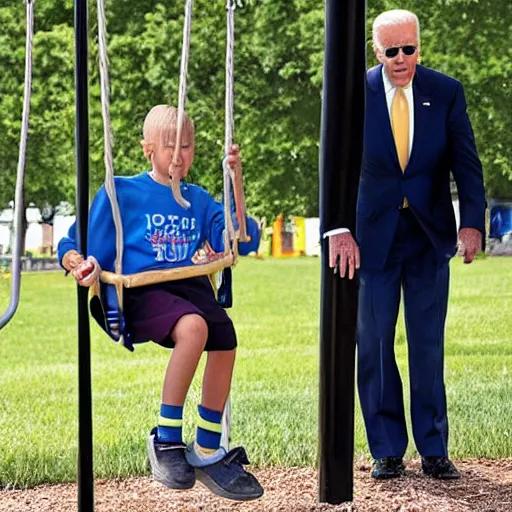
[58,172,259,274]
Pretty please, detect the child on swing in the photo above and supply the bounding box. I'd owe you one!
[58,105,263,501]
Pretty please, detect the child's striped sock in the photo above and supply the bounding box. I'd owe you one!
[195,405,223,455]
[156,404,183,444]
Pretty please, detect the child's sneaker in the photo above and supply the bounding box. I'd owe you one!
[147,428,195,489]
[186,444,263,501]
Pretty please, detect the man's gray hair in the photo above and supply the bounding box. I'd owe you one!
[372,9,420,50]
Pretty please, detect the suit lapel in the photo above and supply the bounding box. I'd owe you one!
[407,67,431,172]
[367,65,399,169]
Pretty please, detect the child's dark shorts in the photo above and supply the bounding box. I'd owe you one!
[123,276,237,351]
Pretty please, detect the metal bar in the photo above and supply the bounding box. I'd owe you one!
[318,0,366,504]
[74,0,94,510]
[0,0,34,331]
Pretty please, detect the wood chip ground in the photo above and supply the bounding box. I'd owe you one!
[1,459,511,511]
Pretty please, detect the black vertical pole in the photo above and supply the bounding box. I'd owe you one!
[318,0,366,505]
[74,0,94,511]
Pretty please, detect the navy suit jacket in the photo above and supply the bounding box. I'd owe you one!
[357,64,486,270]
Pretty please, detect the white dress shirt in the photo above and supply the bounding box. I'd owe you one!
[324,68,415,239]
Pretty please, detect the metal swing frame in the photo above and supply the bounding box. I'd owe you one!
[0,0,34,332]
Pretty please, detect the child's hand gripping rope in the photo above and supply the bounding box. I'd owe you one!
[62,250,101,287]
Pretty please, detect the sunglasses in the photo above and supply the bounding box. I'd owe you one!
[384,45,417,58]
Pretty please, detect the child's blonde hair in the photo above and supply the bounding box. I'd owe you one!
[141,105,195,159]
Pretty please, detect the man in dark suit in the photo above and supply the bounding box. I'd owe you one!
[325,9,486,480]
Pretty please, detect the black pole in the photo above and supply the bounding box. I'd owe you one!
[318,0,366,505]
[74,0,94,511]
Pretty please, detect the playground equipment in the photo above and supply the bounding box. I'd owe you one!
[318,0,365,504]
[268,215,306,258]
[0,0,34,331]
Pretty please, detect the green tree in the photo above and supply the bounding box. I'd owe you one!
[0,7,26,210]
[0,0,510,229]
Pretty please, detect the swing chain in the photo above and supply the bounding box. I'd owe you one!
[226,0,244,10]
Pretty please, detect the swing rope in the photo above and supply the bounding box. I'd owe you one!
[97,0,124,278]
[171,0,193,209]
[0,0,34,330]
[223,0,236,251]
[224,0,247,245]
[219,0,245,453]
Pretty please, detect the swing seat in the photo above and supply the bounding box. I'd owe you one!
[90,264,235,352]
[85,214,260,350]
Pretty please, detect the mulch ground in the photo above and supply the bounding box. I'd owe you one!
[1,459,511,511]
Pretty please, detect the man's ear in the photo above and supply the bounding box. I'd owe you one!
[141,140,154,160]
[375,49,385,64]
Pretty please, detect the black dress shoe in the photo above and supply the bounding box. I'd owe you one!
[371,457,405,479]
[421,457,461,480]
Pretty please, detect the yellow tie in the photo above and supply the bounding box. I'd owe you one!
[391,87,409,172]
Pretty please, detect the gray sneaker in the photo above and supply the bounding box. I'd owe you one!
[187,444,263,501]
[147,428,195,489]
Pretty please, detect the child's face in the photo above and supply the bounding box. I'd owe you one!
[152,127,195,179]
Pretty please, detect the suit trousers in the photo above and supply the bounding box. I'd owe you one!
[357,208,450,459]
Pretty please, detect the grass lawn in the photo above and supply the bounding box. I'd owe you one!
[0,256,511,488]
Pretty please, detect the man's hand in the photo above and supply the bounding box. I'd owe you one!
[329,232,360,279]
[458,227,482,264]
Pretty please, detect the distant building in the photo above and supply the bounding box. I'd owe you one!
[0,206,74,255]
